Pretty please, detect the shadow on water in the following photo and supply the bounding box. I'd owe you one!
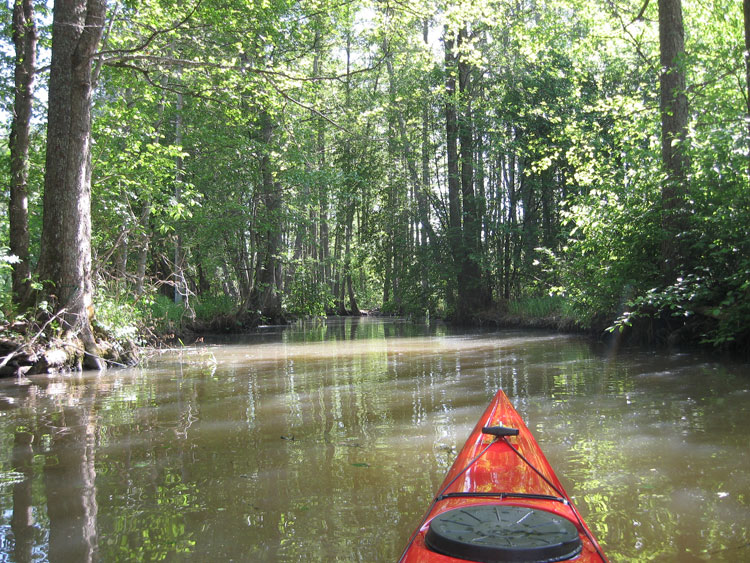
[0,318,749,561]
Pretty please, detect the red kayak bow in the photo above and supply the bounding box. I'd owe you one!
[400,390,608,562]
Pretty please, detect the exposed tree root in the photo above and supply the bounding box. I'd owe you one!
[0,320,139,377]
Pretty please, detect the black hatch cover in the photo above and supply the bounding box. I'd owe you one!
[425,505,583,562]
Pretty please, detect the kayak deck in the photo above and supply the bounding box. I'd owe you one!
[400,390,607,562]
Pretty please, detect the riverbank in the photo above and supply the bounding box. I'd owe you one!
[2,293,745,377]
[0,319,140,377]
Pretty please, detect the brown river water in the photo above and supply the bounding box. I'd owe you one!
[0,318,748,562]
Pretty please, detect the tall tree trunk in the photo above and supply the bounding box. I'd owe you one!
[173,86,186,304]
[503,152,517,300]
[420,20,432,266]
[384,44,437,252]
[220,261,238,300]
[457,35,484,316]
[9,0,37,304]
[445,30,462,306]
[318,119,330,290]
[745,0,750,178]
[345,205,360,315]
[658,0,689,276]
[332,225,342,314]
[250,111,283,321]
[133,201,150,296]
[336,29,358,316]
[35,0,107,369]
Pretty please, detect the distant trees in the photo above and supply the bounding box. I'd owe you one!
[1,0,747,352]
[444,23,488,322]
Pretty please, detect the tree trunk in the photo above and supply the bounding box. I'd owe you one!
[220,261,238,300]
[658,0,689,275]
[35,0,107,369]
[250,111,283,322]
[133,201,150,296]
[445,30,462,303]
[503,152,517,300]
[745,0,750,178]
[173,86,186,304]
[420,19,432,265]
[457,35,485,317]
[9,0,37,304]
[318,122,330,290]
[114,227,128,283]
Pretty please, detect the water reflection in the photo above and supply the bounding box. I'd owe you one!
[44,406,98,562]
[11,431,34,563]
[0,318,748,561]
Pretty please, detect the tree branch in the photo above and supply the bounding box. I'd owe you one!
[94,0,203,58]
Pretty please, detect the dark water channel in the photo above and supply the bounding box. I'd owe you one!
[1,318,749,561]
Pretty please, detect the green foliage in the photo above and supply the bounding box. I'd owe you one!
[193,295,235,322]
[93,284,145,342]
[507,296,574,320]
[94,285,192,342]
[0,247,17,320]
[1,0,745,349]
[142,294,188,335]
[284,259,334,318]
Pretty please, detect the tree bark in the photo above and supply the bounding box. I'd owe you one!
[658,0,689,275]
[445,30,462,298]
[420,19,432,258]
[35,0,107,369]
[318,120,330,290]
[744,0,750,178]
[344,204,360,315]
[503,151,517,300]
[173,85,186,304]
[457,33,485,315]
[446,25,485,320]
[133,201,150,296]
[250,110,283,322]
[9,0,37,304]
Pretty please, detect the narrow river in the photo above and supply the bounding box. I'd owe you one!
[1,319,748,561]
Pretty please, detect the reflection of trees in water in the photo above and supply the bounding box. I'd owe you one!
[43,405,98,563]
[2,332,747,561]
[11,431,34,563]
